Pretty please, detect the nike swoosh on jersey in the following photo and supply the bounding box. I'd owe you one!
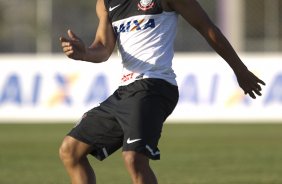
[127,138,142,144]
[109,4,121,12]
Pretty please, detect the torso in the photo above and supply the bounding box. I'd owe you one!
[104,0,178,86]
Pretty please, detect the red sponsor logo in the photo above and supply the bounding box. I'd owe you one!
[121,73,134,83]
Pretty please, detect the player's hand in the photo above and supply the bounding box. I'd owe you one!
[235,69,266,99]
[60,29,86,60]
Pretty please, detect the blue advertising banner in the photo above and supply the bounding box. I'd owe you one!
[0,54,281,123]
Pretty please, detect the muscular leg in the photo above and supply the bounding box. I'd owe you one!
[123,151,158,184]
[59,136,96,184]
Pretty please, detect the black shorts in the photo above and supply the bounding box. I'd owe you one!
[68,78,179,160]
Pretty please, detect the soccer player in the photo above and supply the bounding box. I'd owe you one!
[59,0,265,184]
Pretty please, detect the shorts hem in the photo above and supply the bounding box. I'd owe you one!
[122,146,160,160]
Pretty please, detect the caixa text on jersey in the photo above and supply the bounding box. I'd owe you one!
[113,18,155,34]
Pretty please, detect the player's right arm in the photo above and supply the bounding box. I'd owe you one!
[163,0,265,99]
[60,0,116,63]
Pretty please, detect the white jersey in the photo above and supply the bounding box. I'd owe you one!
[105,0,178,86]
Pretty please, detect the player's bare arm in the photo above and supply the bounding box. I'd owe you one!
[163,0,265,99]
[60,0,116,63]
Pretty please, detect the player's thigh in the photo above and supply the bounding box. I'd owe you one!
[120,91,176,159]
[67,108,124,161]
[135,92,173,139]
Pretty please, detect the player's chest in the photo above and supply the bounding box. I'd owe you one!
[106,0,162,22]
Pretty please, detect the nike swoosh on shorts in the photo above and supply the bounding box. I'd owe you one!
[127,138,142,144]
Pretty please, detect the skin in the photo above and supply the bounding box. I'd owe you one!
[59,0,266,184]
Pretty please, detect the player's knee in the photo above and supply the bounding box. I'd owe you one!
[59,137,78,163]
[122,151,149,169]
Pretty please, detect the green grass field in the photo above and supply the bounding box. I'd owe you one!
[0,123,282,184]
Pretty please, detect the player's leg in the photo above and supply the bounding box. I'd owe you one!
[122,151,158,184]
[59,100,124,184]
[116,79,179,184]
[59,136,96,184]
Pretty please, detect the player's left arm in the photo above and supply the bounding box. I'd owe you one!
[164,0,265,99]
